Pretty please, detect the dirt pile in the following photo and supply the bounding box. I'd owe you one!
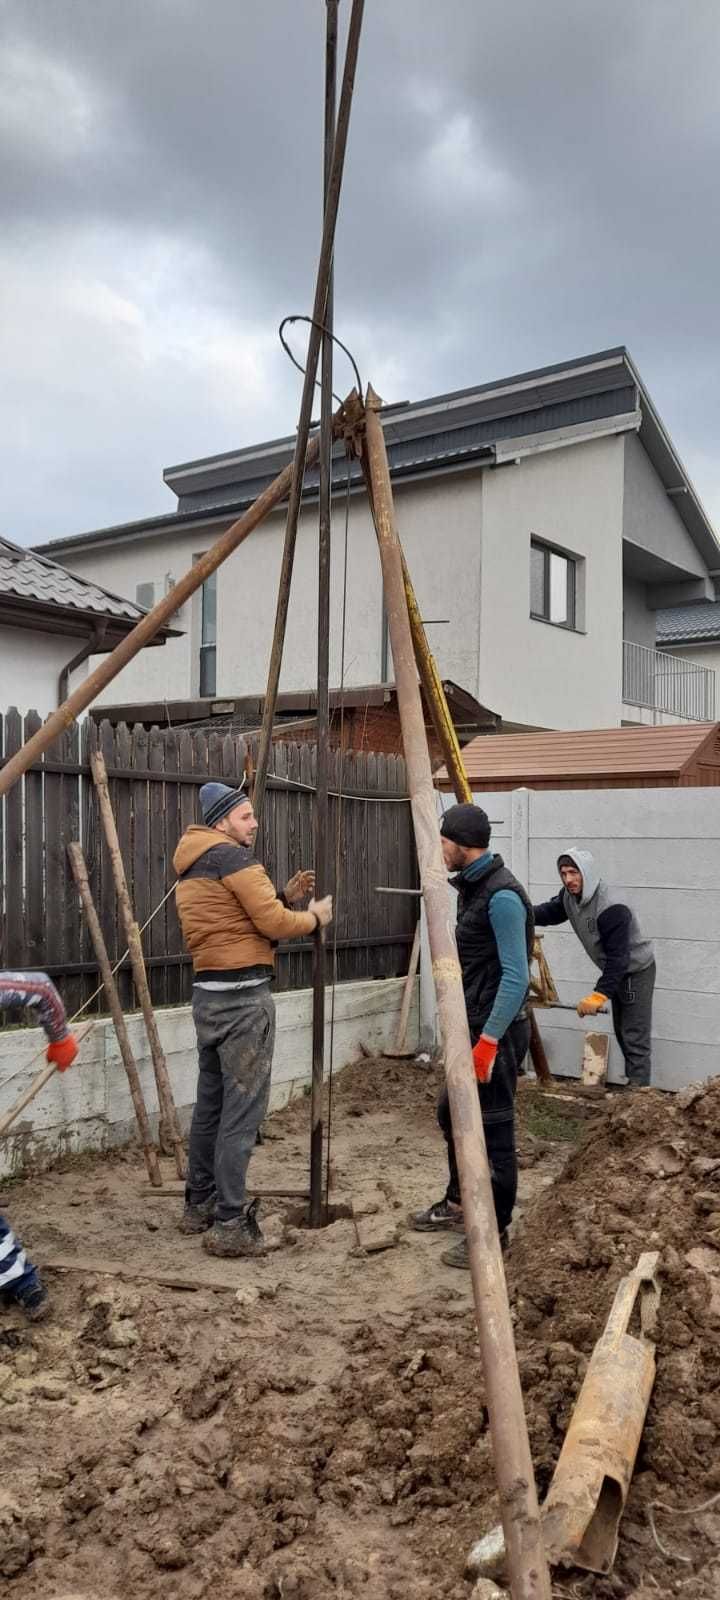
[2,1061,720,1598]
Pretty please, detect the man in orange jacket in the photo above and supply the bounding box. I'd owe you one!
[174,781,332,1258]
[0,972,78,1320]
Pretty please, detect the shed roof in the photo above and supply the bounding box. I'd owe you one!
[435,722,720,788]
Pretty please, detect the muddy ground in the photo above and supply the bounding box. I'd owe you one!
[1,1056,718,1599]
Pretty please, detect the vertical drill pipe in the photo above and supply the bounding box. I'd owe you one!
[310,0,338,1228]
[364,387,551,1600]
[252,0,365,818]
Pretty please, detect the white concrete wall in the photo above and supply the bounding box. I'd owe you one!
[0,976,418,1179]
[424,786,720,1092]
[478,434,626,728]
[0,626,90,718]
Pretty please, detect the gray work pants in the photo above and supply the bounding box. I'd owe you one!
[187,985,275,1220]
[611,961,655,1087]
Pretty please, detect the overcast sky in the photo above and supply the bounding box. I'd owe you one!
[3,0,720,546]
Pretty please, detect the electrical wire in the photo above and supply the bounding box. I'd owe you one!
[279,315,363,404]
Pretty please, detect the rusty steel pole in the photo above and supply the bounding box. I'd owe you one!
[0,404,353,801]
[364,387,551,1600]
[252,0,365,819]
[309,0,339,1228]
[400,550,473,802]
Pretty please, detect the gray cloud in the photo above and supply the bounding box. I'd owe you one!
[2,0,720,543]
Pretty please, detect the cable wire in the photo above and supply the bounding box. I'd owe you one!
[279,315,362,404]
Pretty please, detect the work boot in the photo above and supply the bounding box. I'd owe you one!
[179,1193,216,1235]
[440,1230,509,1270]
[409,1196,464,1232]
[203,1200,265,1259]
[14,1279,50,1322]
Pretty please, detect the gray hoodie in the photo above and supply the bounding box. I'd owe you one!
[533,848,654,998]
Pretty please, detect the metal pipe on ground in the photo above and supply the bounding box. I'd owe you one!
[0,397,355,801]
[309,0,339,1230]
[252,0,365,819]
[67,841,163,1188]
[364,385,551,1600]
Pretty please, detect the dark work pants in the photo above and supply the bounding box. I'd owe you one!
[611,961,655,1087]
[438,1015,530,1234]
[187,985,276,1221]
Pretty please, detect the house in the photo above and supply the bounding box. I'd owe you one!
[656,601,720,718]
[435,721,720,792]
[0,535,179,718]
[89,680,500,766]
[35,347,720,731]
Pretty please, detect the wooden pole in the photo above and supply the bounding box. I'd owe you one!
[0,397,355,802]
[364,386,551,1600]
[0,1022,95,1139]
[90,750,186,1180]
[252,0,365,818]
[384,920,421,1059]
[309,0,339,1229]
[67,842,163,1187]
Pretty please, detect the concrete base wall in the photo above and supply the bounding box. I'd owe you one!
[0,977,418,1179]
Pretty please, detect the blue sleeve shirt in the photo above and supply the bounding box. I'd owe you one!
[484,890,530,1040]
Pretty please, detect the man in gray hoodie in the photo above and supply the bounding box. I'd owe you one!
[533,849,655,1087]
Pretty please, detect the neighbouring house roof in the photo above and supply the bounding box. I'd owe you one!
[34,348,720,574]
[90,680,500,739]
[435,722,720,790]
[0,535,180,645]
[656,600,720,646]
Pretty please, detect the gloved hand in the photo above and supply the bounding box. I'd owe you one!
[46,1033,79,1072]
[471,1034,498,1083]
[284,869,315,904]
[576,992,608,1018]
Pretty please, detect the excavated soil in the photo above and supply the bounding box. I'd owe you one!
[1,1056,719,1599]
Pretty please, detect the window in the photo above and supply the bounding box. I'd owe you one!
[136,581,155,610]
[530,540,576,629]
[199,570,217,696]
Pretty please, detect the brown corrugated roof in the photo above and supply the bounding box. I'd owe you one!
[436,722,720,786]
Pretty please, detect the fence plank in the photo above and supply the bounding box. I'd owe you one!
[149,725,168,1009]
[23,710,45,972]
[3,711,24,970]
[61,723,82,1014]
[163,731,183,1009]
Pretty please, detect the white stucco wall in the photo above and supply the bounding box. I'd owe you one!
[623,432,708,579]
[0,625,90,717]
[0,976,418,1178]
[478,434,626,728]
[623,575,655,648]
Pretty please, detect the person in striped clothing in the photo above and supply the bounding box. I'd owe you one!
[0,972,78,1321]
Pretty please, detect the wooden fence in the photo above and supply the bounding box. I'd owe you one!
[0,710,418,1023]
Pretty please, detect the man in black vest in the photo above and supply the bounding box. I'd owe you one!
[411,803,534,1268]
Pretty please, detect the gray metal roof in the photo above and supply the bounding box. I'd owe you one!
[656,600,720,645]
[34,347,720,573]
[0,535,177,639]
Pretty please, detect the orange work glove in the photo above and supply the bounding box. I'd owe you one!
[46,1034,79,1071]
[471,1034,498,1083]
[576,992,608,1018]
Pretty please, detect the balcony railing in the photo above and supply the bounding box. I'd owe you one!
[623,639,716,722]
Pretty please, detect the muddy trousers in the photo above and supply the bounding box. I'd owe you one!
[0,1214,40,1300]
[186,985,276,1222]
[437,1016,530,1234]
[611,961,655,1088]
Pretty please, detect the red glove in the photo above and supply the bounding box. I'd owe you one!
[47,1034,79,1072]
[472,1034,498,1083]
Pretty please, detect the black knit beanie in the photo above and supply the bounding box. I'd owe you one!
[439,803,491,848]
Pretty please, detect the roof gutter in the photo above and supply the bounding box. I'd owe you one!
[58,624,106,707]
